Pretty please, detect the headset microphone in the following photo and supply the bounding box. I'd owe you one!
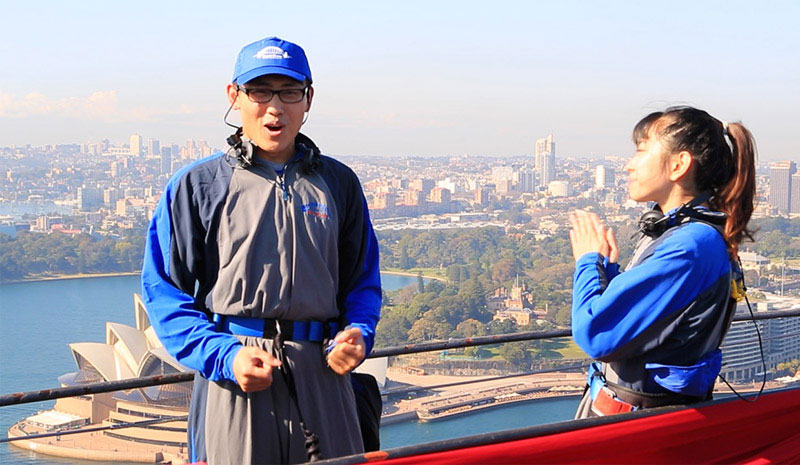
[223,97,255,168]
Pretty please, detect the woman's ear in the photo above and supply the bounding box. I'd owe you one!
[669,150,694,182]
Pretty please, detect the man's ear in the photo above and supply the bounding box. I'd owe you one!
[305,86,314,112]
[669,150,694,182]
[226,83,239,108]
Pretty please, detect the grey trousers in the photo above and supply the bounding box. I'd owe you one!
[190,336,364,464]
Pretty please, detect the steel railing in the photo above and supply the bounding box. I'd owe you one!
[2,308,799,445]
[2,308,799,407]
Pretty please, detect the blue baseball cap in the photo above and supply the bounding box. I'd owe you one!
[232,37,312,85]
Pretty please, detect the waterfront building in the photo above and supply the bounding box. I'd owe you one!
[720,301,800,382]
[77,186,103,212]
[9,294,191,462]
[738,251,770,270]
[34,215,63,231]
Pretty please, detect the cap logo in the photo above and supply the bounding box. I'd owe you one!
[254,46,290,60]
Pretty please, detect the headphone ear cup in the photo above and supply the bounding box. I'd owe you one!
[240,138,254,164]
[639,209,667,237]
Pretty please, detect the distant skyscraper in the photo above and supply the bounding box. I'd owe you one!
[77,186,102,211]
[792,173,800,214]
[596,165,615,189]
[147,138,160,156]
[160,147,173,174]
[535,134,555,161]
[769,161,796,214]
[130,134,143,157]
[518,169,536,193]
[535,134,556,186]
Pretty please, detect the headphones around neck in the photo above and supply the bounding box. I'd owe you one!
[225,128,255,168]
[637,192,727,238]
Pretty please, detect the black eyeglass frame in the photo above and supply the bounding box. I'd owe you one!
[236,85,309,104]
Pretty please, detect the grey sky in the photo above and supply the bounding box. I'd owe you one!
[0,1,797,160]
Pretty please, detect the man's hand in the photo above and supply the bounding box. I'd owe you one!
[326,327,366,375]
[232,346,282,392]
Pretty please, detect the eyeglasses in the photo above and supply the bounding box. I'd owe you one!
[237,85,308,104]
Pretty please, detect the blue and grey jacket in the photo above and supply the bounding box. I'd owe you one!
[141,134,381,383]
[572,212,733,397]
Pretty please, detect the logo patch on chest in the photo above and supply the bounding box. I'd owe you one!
[301,202,330,220]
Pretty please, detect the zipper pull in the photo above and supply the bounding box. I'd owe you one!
[280,162,292,202]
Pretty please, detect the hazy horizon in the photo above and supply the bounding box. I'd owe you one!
[1,1,798,161]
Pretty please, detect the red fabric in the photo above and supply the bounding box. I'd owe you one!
[369,388,800,465]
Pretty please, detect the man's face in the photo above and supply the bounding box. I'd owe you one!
[226,75,313,164]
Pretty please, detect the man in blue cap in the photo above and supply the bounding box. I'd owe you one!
[141,37,381,463]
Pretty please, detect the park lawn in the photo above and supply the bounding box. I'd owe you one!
[551,339,589,359]
[382,267,448,280]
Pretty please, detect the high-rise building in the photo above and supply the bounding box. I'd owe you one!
[535,134,556,186]
[792,173,800,214]
[403,189,426,206]
[372,192,397,210]
[474,187,490,206]
[160,147,173,175]
[129,134,143,157]
[77,186,103,211]
[409,178,435,194]
[429,187,451,205]
[535,134,555,161]
[518,169,536,193]
[596,165,615,189]
[147,138,160,156]
[769,161,796,214]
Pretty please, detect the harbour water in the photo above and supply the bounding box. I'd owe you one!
[0,274,577,464]
[0,201,74,220]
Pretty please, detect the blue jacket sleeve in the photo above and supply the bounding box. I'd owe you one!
[141,175,242,383]
[571,226,729,361]
[343,199,381,355]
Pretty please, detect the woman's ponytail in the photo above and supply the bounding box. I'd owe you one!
[712,122,757,257]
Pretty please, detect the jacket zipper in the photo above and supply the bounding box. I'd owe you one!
[275,157,301,202]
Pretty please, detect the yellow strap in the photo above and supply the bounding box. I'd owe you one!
[731,278,746,302]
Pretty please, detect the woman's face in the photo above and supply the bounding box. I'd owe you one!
[625,134,674,205]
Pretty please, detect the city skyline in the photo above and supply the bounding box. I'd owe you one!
[1,1,798,160]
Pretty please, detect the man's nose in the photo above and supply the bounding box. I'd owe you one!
[265,100,284,115]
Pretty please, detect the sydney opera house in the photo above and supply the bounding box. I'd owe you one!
[8,294,191,463]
